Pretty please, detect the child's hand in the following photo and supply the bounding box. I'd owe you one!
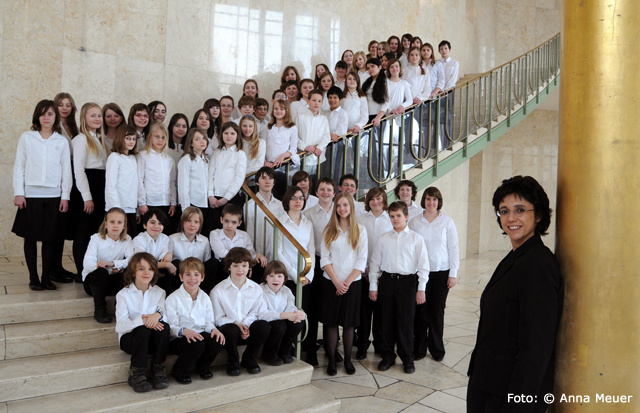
[265,161,275,168]
[369,291,378,301]
[168,205,176,217]
[313,148,322,156]
[332,279,345,295]
[142,313,162,330]
[416,290,426,305]
[235,323,250,339]
[330,133,340,142]
[209,196,219,208]
[183,328,204,343]
[304,145,316,153]
[256,254,268,267]
[97,261,114,268]
[14,196,26,209]
[161,253,173,263]
[211,329,225,344]
[294,310,307,322]
[352,125,361,133]
[167,262,177,275]
[138,205,149,216]
[218,198,229,207]
[59,199,69,213]
[274,154,288,168]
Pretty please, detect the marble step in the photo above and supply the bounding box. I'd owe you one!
[199,384,340,413]
[5,359,313,412]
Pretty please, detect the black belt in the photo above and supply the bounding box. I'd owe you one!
[382,271,417,279]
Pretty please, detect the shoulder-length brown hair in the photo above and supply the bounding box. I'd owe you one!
[111,124,138,155]
[127,103,151,136]
[280,66,301,89]
[123,252,160,286]
[364,187,388,212]
[31,100,61,133]
[102,102,125,134]
[268,99,295,129]
[182,127,209,160]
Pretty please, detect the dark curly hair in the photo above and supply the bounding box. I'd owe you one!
[492,175,552,236]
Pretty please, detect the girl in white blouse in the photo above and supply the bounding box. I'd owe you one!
[386,59,413,115]
[137,123,177,233]
[54,92,79,148]
[320,192,368,376]
[239,115,266,177]
[191,109,215,158]
[82,207,133,323]
[408,187,459,362]
[126,103,151,152]
[133,208,175,294]
[177,128,210,235]
[290,79,314,120]
[421,43,445,99]
[318,72,335,112]
[341,72,369,133]
[207,122,247,231]
[115,252,169,393]
[353,51,370,85]
[105,124,139,236]
[12,100,72,291]
[403,47,432,105]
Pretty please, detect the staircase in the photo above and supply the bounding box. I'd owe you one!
[0,266,339,412]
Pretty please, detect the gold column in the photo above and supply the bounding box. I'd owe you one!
[554,0,640,411]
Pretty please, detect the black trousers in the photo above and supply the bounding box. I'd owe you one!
[263,319,305,358]
[356,276,382,352]
[285,272,316,353]
[217,320,270,363]
[378,272,417,364]
[169,333,224,374]
[120,323,170,368]
[125,213,138,238]
[414,270,450,359]
[83,268,124,309]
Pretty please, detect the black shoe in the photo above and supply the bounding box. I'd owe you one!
[356,348,367,360]
[433,355,444,362]
[50,273,74,283]
[41,281,57,290]
[196,368,213,380]
[377,359,395,371]
[262,354,284,366]
[128,368,152,393]
[305,352,318,366]
[171,370,192,384]
[414,354,425,361]
[75,273,84,283]
[403,362,416,374]
[279,353,294,364]
[94,308,112,323]
[227,361,241,376]
[241,357,261,374]
[344,360,356,375]
[29,282,43,291]
[152,364,169,389]
[327,361,337,376]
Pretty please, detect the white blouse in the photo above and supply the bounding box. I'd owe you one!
[303,202,333,257]
[166,285,217,339]
[290,100,310,121]
[357,69,370,85]
[177,154,208,209]
[387,79,413,112]
[137,149,177,207]
[322,107,348,136]
[260,283,297,322]
[208,145,247,200]
[81,233,134,280]
[169,232,212,262]
[133,231,171,261]
[402,65,432,101]
[340,92,368,130]
[424,61,446,93]
[72,132,107,202]
[246,193,284,260]
[320,225,368,282]
[364,79,390,115]
[357,211,393,267]
[115,283,166,342]
[277,212,316,283]
[241,138,266,175]
[105,152,138,213]
[266,125,300,165]
[409,212,460,278]
[210,278,266,327]
[209,229,256,261]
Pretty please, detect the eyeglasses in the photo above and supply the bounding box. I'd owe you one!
[496,208,534,217]
[290,196,305,201]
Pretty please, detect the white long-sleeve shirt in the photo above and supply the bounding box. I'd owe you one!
[209,229,256,261]
[166,285,217,339]
[303,202,333,257]
[357,211,393,267]
[169,232,211,262]
[246,193,284,260]
[295,112,331,166]
[137,149,177,207]
[409,212,460,278]
[424,61,446,93]
[241,138,266,175]
[81,233,134,280]
[441,57,460,91]
[133,231,171,260]
[210,278,266,327]
[387,79,413,112]
[260,283,297,322]
[403,65,432,101]
[72,132,107,202]
[322,107,348,136]
[290,100,310,121]
[357,69,370,85]
[105,152,138,213]
[256,118,269,141]
[320,225,368,282]
[208,145,247,200]
[115,283,166,342]
[364,79,390,115]
[368,226,430,292]
[266,125,300,165]
[13,131,72,199]
[177,154,208,209]
[407,200,424,221]
[277,212,316,283]
[341,92,368,130]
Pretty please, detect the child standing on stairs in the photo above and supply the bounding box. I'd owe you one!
[115,252,170,393]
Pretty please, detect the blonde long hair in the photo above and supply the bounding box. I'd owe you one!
[323,192,360,250]
[239,115,260,159]
[79,102,107,156]
[143,122,169,154]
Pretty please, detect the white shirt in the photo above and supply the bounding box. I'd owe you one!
[72,132,107,202]
[166,285,217,339]
[387,79,413,112]
[115,283,166,342]
[241,138,266,175]
[399,53,410,70]
[368,226,430,292]
[260,283,297,322]
[402,65,432,101]
[13,131,72,199]
[357,211,393,266]
[295,112,331,166]
[256,118,269,141]
[364,79,390,115]
[246,193,284,260]
[133,231,171,260]
[105,153,138,213]
[304,202,333,257]
[81,233,134,279]
[208,145,247,200]
[290,100,310,121]
[177,154,208,209]
[441,57,460,90]
[204,135,216,159]
[424,61,446,93]
[321,93,330,111]
[137,149,177,207]
[341,92,368,130]
[354,201,367,217]
[210,278,266,327]
[277,212,316,283]
[266,125,300,165]
[407,200,424,221]
[303,195,319,211]
[320,225,368,282]
[335,78,346,90]
[169,233,212,262]
[209,229,256,261]
[322,107,348,136]
[358,69,370,85]
[409,212,460,278]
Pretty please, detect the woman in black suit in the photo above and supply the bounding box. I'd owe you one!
[467,176,563,413]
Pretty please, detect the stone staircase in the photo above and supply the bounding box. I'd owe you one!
[0,274,339,412]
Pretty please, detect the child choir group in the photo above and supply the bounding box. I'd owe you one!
[11,33,460,393]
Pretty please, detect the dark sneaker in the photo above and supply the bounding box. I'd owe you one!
[128,368,152,393]
[152,364,169,389]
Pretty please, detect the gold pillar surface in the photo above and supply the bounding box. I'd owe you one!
[555,0,640,411]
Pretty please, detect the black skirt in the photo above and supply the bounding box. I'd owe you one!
[12,197,65,242]
[321,277,361,328]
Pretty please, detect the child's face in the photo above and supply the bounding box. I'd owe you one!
[220,99,234,117]
[285,69,297,81]
[273,92,287,101]
[370,43,379,56]
[389,38,399,52]
[58,98,72,118]
[336,196,351,219]
[273,104,286,120]
[124,134,137,151]
[402,37,411,50]
[86,107,103,132]
[144,214,164,238]
[335,67,346,79]
[398,185,413,204]
[255,105,268,120]
[388,61,401,78]
[229,261,250,279]
[309,94,323,112]
[183,214,201,237]
[369,195,384,214]
[343,51,353,63]
[339,179,357,196]
[172,119,188,140]
[355,55,365,70]
[151,130,167,152]
[421,47,432,61]
[134,259,155,286]
[409,50,421,65]
[367,63,381,78]
[105,109,123,130]
[105,212,125,239]
[240,105,254,116]
[244,83,258,97]
[266,272,286,292]
[316,65,326,77]
[197,112,210,130]
[316,182,335,202]
[241,120,255,139]
[346,75,358,91]
[221,213,241,234]
[389,209,408,230]
[285,85,298,100]
[328,94,341,110]
[320,76,332,91]
[153,104,166,123]
[296,178,309,193]
[180,269,203,292]
[301,82,314,99]
[191,132,208,154]
[289,191,305,212]
[424,195,439,213]
[257,173,275,192]
[222,127,238,147]
[134,110,149,128]
[439,44,451,59]
[209,106,220,119]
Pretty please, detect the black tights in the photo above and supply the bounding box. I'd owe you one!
[24,239,56,285]
[325,326,355,364]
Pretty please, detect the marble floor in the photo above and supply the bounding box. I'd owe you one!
[0,249,507,412]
